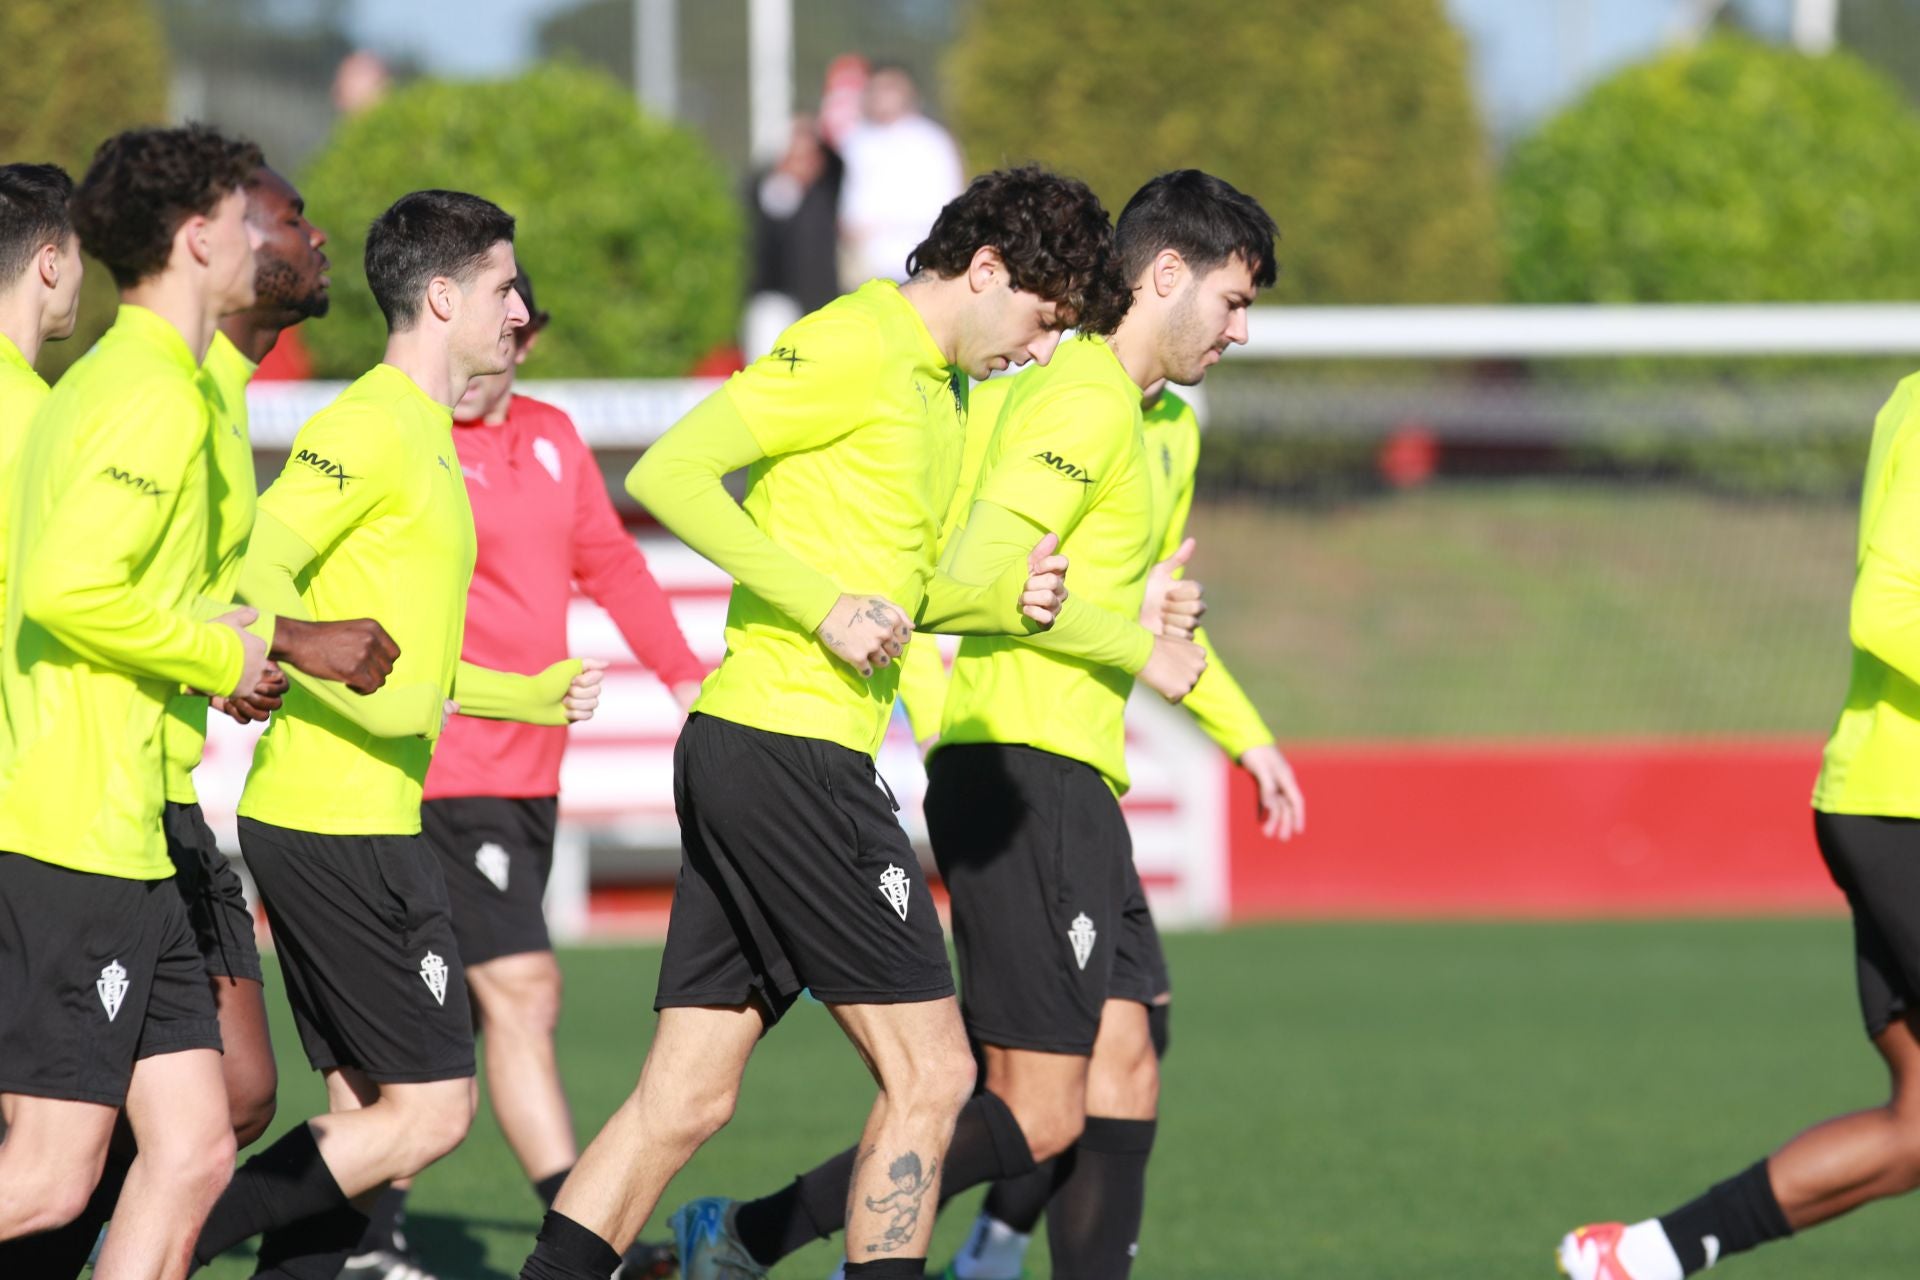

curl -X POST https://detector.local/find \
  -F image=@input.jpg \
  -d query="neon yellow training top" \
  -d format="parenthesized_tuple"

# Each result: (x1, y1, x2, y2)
(1142, 390, 1275, 761)
(0, 330, 50, 639)
(0, 305, 254, 878)
(939, 335, 1157, 792)
(237, 363, 476, 835)
(629, 281, 973, 757)
(1815, 372, 1920, 816)
(162, 330, 259, 805)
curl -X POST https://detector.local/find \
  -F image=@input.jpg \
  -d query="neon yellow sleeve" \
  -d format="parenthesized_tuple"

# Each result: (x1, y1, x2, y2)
(18, 386, 244, 694)
(1852, 424, 1920, 682)
(1181, 626, 1276, 759)
(896, 638, 948, 741)
(451, 658, 583, 725)
(237, 510, 442, 738)
(916, 500, 1043, 636)
(626, 389, 842, 632)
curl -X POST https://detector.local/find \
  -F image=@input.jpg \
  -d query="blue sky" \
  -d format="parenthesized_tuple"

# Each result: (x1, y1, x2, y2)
(343, 0, 1801, 136)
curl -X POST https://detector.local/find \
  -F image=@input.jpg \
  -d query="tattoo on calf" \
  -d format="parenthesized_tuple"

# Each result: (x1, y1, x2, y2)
(862, 1151, 938, 1254)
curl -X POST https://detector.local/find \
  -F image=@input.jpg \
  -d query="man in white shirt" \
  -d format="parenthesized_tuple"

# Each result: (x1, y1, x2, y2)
(838, 65, 965, 286)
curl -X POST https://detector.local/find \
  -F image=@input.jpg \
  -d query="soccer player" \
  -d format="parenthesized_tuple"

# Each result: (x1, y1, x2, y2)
(1555, 377, 1920, 1273)
(0, 161, 407, 1280)
(672, 169, 1278, 1280)
(516, 166, 1174, 1280)
(0, 162, 84, 629)
(0, 124, 275, 1277)
(342, 268, 706, 1278)
(898, 377, 1304, 1280)
(186, 190, 604, 1278)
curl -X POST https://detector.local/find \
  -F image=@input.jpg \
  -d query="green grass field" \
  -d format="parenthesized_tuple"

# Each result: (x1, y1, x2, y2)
(201, 919, 1920, 1279)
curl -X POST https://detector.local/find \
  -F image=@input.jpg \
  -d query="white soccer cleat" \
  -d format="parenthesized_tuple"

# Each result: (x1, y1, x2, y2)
(1556, 1223, 1637, 1280)
(669, 1197, 769, 1279)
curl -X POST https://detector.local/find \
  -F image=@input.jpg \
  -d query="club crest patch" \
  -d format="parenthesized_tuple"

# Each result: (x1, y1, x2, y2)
(475, 841, 510, 892)
(878, 865, 911, 921)
(420, 950, 449, 1006)
(97, 959, 129, 1021)
(1068, 913, 1098, 971)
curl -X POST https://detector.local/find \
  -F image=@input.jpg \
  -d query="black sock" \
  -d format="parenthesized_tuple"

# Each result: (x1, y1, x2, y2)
(980, 1156, 1064, 1235)
(192, 1123, 349, 1265)
(252, 1202, 373, 1279)
(351, 1183, 410, 1254)
(1658, 1159, 1794, 1274)
(519, 1209, 621, 1280)
(535, 1167, 573, 1208)
(0, 1139, 134, 1278)
(844, 1260, 927, 1278)
(1045, 1116, 1156, 1280)
(731, 1090, 1035, 1268)
(733, 1146, 859, 1266)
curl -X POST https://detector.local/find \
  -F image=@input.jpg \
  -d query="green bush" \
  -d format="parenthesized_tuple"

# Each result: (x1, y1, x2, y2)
(300, 63, 742, 377)
(1504, 34, 1920, 303)
(0, 0, 169, 378)
(944, 0, 1501, 304)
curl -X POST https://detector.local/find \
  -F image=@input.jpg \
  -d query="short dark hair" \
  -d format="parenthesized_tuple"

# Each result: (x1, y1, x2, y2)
(0, 163, 75, 283)
(365, 189, 516, 331)
(1116, 170, 1279, 291)
(69, 125, 263, 287)
(907, 166, 1130, 335)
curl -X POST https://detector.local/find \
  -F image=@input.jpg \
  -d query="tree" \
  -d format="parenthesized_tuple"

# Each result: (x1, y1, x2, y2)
(1503, 33, 1920, 303)
(944, 0, 1502, 304)
(299, 62, 742, 377)
(0, 0, 170, 377)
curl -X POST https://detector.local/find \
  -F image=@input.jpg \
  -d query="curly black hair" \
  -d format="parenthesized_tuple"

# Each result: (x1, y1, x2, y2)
(365, 189, 517, 332)
(906, 165, 1131, 335)
(0, 163, 75, 284)
(1116, 170, 1279, 291)
(69, 124, 263, 288)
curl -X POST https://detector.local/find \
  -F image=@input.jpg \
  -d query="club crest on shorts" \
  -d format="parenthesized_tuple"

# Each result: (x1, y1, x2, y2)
(97, 959, 129, 1021)
(1068, 913, 1097, 971)
(475, 841, 510, 892)
(878, 864, 911, 921)
(420, 950, 450, 1006)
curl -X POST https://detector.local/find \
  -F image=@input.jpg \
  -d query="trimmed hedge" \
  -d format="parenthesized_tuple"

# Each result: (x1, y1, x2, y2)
(944, 0, 1502, 304)
(0, 0, 169, 378)
(1504, 34, 1920, 303)
(299, 63, 742, 377)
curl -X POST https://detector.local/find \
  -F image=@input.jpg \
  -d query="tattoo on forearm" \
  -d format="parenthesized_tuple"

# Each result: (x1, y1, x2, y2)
(862, 1151, 938, 1254)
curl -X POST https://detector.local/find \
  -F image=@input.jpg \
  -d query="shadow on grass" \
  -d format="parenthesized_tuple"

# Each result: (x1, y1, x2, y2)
(407, 1210, 536, 1279)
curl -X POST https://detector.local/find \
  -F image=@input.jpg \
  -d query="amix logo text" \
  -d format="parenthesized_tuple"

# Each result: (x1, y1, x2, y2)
(295, 448, 354, 491)
(1032, 450, 1093, 485)
(100, 465, 166, 500)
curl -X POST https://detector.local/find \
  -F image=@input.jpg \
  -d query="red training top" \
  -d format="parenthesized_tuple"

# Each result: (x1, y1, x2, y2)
(424, 394, 704, 800)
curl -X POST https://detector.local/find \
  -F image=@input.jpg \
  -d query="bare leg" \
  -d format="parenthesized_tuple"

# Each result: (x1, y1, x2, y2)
(1768, 1010, 1920, 1228)
(1084, 1000, 1159, 1120)
(469, 951, 576, 1181)
(549, 1004, 764, 1252)
(94, 1048, 236, 1280)
(212, 976, 278, 1148)
(307, 1069, 477, 1195)
(981, 1045, 1090, 1165)
(832, 997, 977, 1261)
(0, 1094, 116, 1239)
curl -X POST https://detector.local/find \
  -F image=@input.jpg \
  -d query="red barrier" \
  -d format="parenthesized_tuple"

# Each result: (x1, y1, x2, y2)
(1227, 739, 1845, 919)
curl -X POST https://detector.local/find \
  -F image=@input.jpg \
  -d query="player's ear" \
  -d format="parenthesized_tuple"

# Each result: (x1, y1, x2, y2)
(180, 212, 215, 270)
(515, 330, 540, 366)
(1152, 248, 1186, 300)
(968, 245, 1004, 295)
(426, 275, 458, 324)
(37, 242, 60, 289)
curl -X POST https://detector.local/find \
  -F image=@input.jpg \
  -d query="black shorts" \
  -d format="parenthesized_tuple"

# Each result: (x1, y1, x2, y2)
(165, 801, 264, 983)
(423, 795, 559, 966)
(926, 743, 1164, 1056)
(656, 713, 954, 1021)
(239, 818, 474, 1083)
(0, 852, 221, 1106)
(1816, 809, 1920, 1039)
